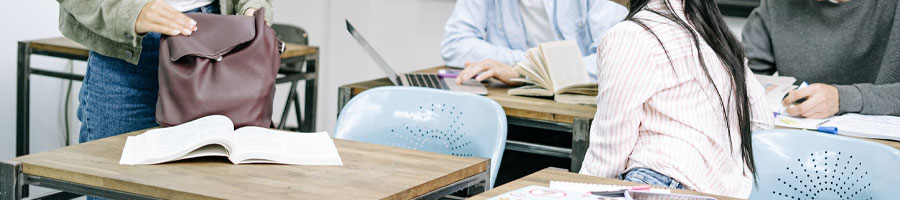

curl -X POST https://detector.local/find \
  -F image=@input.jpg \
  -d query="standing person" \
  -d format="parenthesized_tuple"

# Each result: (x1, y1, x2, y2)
(441, 0, 628, 85)
(743, 0, 900, 118)
(579, 0, 773, 198)
(57, 0, 273, 143)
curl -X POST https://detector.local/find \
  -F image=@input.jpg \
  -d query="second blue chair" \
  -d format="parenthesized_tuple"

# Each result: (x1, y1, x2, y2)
(334, 86, 507, 188)
(750, 129, 900, 199)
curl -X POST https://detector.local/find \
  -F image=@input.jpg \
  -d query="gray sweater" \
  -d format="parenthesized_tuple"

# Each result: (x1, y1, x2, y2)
(743, 0, 900, 116)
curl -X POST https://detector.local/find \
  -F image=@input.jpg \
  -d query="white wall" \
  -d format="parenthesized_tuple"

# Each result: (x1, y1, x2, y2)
(0, 0, 749, 162)
(273, 0, 458, 136)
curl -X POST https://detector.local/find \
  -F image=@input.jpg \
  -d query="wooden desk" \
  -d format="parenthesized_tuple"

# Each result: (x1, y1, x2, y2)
(15, 37, 319, 157)
(1, 129, 489, 199)
(338, 66, 597, 172)
(470, 168, 741, 200)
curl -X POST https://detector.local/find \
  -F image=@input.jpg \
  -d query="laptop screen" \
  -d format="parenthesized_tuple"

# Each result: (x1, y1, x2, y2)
(345, 20, 402, 86)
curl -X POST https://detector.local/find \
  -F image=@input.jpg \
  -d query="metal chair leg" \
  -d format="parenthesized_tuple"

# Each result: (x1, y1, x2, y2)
(292, 89, 302, 130)
(278, 82, 298, 129)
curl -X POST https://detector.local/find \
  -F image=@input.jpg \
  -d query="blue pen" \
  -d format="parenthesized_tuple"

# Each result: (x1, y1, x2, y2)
(816, 126, 838, 134)
(815, 119, 838, 134)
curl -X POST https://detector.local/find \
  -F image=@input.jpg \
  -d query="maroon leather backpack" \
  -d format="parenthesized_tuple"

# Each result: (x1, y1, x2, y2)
(157, 8, 282, 128)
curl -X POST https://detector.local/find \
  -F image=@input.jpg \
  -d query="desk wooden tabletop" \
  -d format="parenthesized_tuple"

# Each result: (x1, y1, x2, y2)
(12, 129, 487, 199)
(341, 66, 597, 124)
(469, 168, 742, 200)
(25, 37, 317, 59)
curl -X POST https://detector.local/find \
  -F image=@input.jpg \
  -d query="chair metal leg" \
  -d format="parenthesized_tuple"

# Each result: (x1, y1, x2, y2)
(570, 118, 591, 172)
(292, 89, 302, 130)
(1, 160, 23, 200)
(301, 54, 318, 132)
(278, 82, 298, 130)
(16, 42, 31, 157)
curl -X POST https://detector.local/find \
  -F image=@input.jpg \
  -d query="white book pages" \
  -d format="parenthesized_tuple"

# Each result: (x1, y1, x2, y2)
(822, 114, 900, 141)
(539, 41, 591, 93)
(231, 128, 343, 165)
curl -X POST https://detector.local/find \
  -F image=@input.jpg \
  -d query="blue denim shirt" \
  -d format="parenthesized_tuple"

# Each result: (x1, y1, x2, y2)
(441, 0, 627, 80)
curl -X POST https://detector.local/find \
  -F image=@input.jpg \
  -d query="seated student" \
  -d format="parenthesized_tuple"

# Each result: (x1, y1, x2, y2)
(578, 0, 774, 198)
(441, 0, 628, 85)
(743, 0, 900, 118)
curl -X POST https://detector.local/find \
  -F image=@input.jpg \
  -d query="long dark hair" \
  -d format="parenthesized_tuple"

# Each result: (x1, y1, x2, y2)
(626, 0, 756, 178)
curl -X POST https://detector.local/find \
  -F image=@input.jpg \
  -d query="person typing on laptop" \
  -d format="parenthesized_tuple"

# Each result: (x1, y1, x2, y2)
(441, 0, 628, 85)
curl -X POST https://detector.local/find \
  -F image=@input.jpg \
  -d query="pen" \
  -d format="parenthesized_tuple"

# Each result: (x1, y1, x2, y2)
(816, 119, 838, 134)
(590, 185, 651, 197)
(438, 69, 485, 79)
(783, 81, 810, 105)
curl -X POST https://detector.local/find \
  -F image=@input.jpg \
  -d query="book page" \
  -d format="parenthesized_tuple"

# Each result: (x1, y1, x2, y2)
(554, 94, 597, 106)
(485, 185, 596, 200)
(508, 85, 554, 97)
(756, 74, 797, 113)
(539, 41, 591, 93)
(513, 62, 551, 89)
(525, 48, 550, 85)
(549, 181, 670, 194)
(774, 114, 830, 130)
(120, 115, 236, 165)
(557, 82, 598, 96)
(822, 114, 900, 141)
(231, 127, 343, 165)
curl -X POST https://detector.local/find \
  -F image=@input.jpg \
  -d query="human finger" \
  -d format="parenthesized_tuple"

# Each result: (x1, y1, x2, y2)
(474, 68, 498, 82)
(456, 64, 487, 85)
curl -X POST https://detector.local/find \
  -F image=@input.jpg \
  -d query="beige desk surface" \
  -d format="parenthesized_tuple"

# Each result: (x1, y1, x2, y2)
(25, 37, 317, 59)
(11, 129, 487, 199)
(340, 66, 597, 124)
(470, 168, 742, 200)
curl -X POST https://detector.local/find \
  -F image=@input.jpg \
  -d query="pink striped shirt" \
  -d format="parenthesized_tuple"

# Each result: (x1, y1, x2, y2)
(578, 0, 774, 198)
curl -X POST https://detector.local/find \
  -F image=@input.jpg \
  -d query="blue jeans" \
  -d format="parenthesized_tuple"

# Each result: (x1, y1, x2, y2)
(78, 3, 220, 143)
(620, 168, 686, 189)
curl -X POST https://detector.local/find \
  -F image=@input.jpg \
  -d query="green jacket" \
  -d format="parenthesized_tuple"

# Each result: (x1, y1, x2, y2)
(58, 0, 273, 65)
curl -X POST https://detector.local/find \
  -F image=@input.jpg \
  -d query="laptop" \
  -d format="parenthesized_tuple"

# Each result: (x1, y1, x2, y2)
(346, 20, 488, 95)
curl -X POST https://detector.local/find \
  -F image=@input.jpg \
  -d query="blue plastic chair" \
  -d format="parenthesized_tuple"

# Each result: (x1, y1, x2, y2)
(334, 86, 507, 188)
(750, 129, 900, 200)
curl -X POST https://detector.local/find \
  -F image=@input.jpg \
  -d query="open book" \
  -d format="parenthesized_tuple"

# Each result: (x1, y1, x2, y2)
(508, 40, 597, 105)
(120, 115, 343, 165)
(758, 74, 900, 141)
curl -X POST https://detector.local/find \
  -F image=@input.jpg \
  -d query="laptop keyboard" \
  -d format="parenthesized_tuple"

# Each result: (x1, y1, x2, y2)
(406, 74, 449, 90)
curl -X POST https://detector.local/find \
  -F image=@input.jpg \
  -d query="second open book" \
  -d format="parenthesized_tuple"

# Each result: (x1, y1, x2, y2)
(508, 40, 598, 105)
(119, 115, 343, 165)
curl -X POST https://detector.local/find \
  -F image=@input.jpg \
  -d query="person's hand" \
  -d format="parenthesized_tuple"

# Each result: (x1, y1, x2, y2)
(243, 8, 271, 26)
(783, 83, 840, 119)
(456, 59, 520, 86)
(134, 0, 197, 36)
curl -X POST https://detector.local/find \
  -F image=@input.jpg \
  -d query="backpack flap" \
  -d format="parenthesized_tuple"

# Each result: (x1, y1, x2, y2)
(165, 12, 256, 62)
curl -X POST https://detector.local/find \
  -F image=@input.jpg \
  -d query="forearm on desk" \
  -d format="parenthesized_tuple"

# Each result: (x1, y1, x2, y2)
(836, 82, 900, 116)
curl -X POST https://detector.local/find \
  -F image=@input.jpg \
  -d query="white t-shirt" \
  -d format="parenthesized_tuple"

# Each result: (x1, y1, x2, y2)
(166, 0, 215, 12)
(517, 0, 556, 47)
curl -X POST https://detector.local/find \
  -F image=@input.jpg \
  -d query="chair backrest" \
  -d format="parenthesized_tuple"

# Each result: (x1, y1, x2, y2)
(750, 129, 900, 200)
(271, 23, 308, 45)
(334, 86, 507, 188)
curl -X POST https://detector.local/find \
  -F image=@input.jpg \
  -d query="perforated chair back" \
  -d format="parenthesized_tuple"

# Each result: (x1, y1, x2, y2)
(334, 86, 507, 188)
(750, 129, 900, 200)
